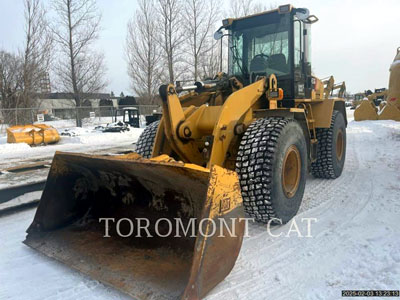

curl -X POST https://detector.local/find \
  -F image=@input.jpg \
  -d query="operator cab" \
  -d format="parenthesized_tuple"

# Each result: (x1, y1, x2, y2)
(123, 107, 140, 128)
(113, 107, 140, 128)
(216, 4, 318, 107)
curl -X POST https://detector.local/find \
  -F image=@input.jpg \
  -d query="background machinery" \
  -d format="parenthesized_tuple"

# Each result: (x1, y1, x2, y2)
(99, 107, 141, 132)
(353, 89, 387, 121)
(145, 110, 163, 126)
(354, 47, 400, 121)
(113, 106, 140, 128)
(380, 47, 400, 121)
(25, 5, 347, 300)
(351, 92, 367, 110)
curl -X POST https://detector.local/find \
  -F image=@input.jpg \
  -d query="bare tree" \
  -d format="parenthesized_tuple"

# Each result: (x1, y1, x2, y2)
(0, 0, 52, 125)
(126, 0, 161, 105)
(21, 0, 53, 109)
(199, 41, 221, 79)
(182, 0, 220, 81)
(156, 0, 185, 83)
(252, 2, 276, 13)
(0, 51, 23, 108)
(51, 0, 107, 127)
(0, 51, 24, 125)
(228, 0, 256, 18)
(228, 0, 273, 18)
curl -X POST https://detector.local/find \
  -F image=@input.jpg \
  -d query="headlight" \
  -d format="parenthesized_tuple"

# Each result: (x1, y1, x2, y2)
(222, 19, 230, 26)
(278, 4, 291, 14)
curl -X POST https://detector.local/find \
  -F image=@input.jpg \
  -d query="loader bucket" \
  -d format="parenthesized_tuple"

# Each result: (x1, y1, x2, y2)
(24, 152, 245, 300)
(354, 101, 378, 121)
(378, 104, 400, 121)
(7, 124, 60, 145)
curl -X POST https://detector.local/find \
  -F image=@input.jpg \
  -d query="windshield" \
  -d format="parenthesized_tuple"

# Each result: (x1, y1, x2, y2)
(229, 14, 291, 79)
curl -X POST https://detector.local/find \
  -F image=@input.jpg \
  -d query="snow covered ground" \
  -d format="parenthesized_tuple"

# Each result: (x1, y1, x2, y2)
(0, 109, 399, 300)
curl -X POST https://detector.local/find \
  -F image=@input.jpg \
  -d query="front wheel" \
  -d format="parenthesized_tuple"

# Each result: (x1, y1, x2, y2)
(135, 120, 160, 158)
(236, 117, 307, 224)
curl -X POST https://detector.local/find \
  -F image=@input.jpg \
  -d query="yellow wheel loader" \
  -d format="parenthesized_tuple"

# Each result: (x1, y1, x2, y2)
(379, 47, 400, 121)
(25, 5, 347, 300)
(354, 47, 400, 121)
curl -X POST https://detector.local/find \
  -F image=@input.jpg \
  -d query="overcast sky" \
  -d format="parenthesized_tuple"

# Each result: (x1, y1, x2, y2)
(0, 0, 399, 95)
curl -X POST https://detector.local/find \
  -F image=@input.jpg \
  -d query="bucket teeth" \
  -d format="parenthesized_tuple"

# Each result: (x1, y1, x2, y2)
(354, 101, 378, 121)
(378, 104, 400, 121)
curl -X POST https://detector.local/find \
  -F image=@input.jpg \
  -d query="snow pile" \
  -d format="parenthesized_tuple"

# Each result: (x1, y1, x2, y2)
(0, 142, 31, 154)
(59, 127, 91, 137)
(67, 129, 141, 145)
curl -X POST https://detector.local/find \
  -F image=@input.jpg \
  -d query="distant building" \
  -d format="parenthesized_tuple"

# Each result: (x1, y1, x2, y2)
(37, 93, 139, 118)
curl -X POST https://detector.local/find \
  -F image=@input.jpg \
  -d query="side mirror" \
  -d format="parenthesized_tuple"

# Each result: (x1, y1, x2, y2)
(214, 29, 223, 40)
(295, 8, 309, 20)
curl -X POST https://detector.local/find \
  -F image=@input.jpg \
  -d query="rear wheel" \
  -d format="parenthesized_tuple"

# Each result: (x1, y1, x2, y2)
(311, 111, 346, 179)
(135, 120, 160, 158)
(236, 117, 307, 224)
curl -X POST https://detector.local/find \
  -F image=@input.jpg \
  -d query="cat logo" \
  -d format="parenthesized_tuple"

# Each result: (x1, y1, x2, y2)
(219, 197, 230, 213)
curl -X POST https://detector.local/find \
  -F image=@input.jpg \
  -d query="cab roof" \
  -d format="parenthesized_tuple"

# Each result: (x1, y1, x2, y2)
(222, 4, 294, 28)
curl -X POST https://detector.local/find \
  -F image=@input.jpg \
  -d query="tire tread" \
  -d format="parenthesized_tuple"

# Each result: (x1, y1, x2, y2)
(236, 117, 293, 223)
(135, 121, 160, 158)
(311, 111, 340, 179)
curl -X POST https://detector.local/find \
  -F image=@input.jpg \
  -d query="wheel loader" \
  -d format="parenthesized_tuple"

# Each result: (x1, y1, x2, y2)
(354, 47, 400, 121)
(24, 5, 347, 300)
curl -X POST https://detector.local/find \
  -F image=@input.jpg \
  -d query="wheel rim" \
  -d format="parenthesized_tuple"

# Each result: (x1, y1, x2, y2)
(282, 145, 301, 198)
(336, 129, 344, 161)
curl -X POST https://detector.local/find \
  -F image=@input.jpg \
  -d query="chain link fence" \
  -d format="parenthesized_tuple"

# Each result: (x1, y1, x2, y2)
(0, 105, 160, 134)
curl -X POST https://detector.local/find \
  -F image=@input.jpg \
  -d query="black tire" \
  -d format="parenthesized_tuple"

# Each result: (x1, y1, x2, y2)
(311, 111, 346, 179)
(135, 120, 160, 158)
(236, 117, 307, 224)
